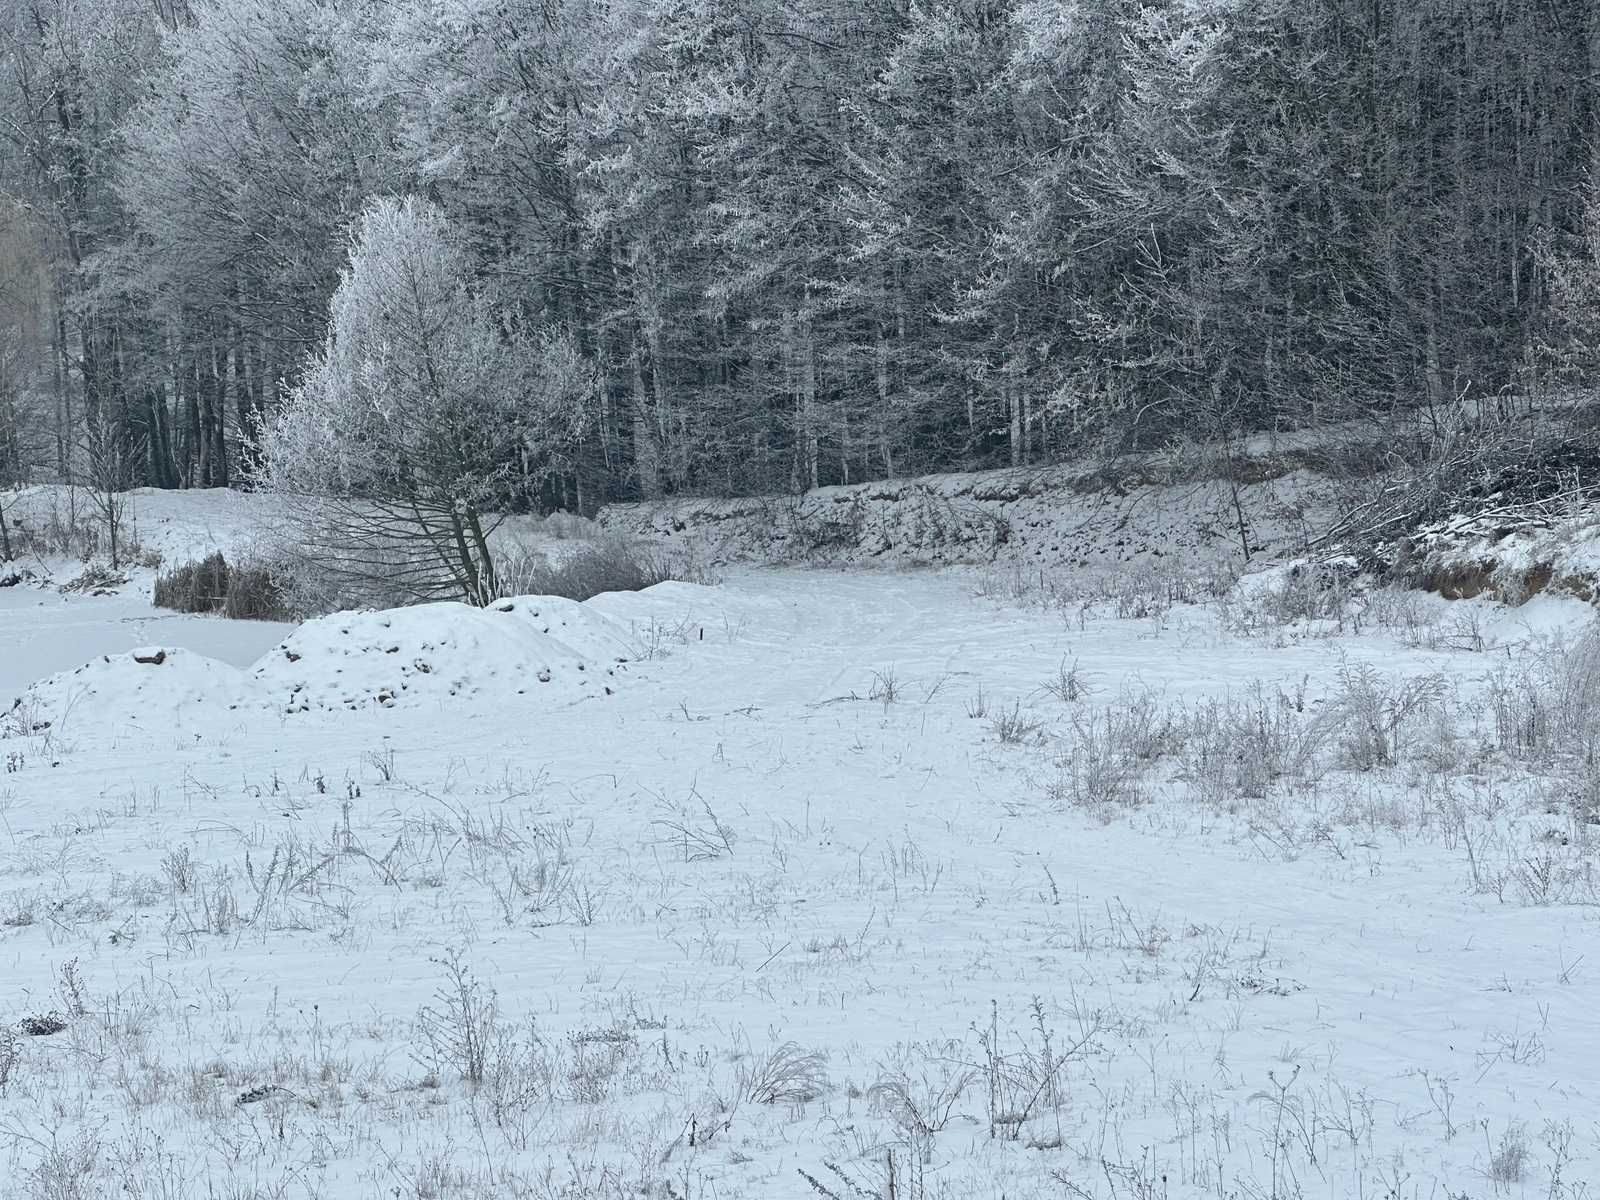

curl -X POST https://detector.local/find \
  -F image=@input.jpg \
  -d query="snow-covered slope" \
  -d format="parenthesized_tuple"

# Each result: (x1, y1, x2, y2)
(1389, 502, 1600, 603)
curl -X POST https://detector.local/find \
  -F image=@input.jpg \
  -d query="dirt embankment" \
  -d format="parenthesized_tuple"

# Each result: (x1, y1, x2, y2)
(599, 457, 1342, 574)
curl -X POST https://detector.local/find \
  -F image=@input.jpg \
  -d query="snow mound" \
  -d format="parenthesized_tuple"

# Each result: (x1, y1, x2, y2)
(487, 595, 633, 662)
(584, 581, 723, 627)
(248, 601, 625, 714)
(6, 647, 244, 737)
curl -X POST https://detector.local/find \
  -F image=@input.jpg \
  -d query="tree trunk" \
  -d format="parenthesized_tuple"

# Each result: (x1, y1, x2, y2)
(184, 355, 202, 487)
(210, 338, 229, 487)
(800, 316, 819, 491)
(876, 320, 894, 478)
(52, 287, 70, 479)
(145, 383, 174, 488)
(1008, 384, 1023, 468)
(631, 343, 663, 500)
(464, 508, 496, 605)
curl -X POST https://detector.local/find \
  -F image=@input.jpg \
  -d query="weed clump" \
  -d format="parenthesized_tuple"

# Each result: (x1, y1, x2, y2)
(154, 552, 289, 620)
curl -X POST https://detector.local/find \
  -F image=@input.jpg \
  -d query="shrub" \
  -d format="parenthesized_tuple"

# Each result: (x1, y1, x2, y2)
(1052, 704, 1151, 810)
(0, 1026, 16, 1091)
(867, 1040, 976, 1138)
(1331, 662, 1447, 770)
(4, 497, 102, 562)
(1182, 682, 1337, 806)
(990, 701, 1044, 745)
(58, 563, 127, 594)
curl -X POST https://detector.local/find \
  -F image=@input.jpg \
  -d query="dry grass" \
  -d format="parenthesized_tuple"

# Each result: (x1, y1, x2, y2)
(153, 552, 291, 621)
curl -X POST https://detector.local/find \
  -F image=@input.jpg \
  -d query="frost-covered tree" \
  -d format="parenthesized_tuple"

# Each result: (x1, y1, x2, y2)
(516, 325, 603, 510)
(114, 0, 396, 486)
(0, 204, 52, 560)
(259, 196, 528, 607)
(0, 0, 162, 486)
(6, 0, 1595, 516)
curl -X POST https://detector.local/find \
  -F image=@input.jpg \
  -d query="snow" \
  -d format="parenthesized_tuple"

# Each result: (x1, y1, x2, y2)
(7, 646, 244, 741)
(248, 597, 628, 714)
(0, 585, 285, 699)
(484, 593, 635, 663)
(2, 491, 1600, 1200)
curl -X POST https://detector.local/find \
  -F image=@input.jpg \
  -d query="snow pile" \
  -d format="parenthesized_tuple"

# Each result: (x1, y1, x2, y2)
(5, 646, 244, 737)
(248, 600, 627, 714)
(585, 580, 722, 623)
(485, 594, 634, 662)
(584, 581, 734, 645)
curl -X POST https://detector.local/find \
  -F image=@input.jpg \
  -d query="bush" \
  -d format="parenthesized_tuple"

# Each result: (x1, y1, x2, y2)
(5, 499, 103, 562)
(1182, 682, 1336, 805)
(58, 563, 128, 594)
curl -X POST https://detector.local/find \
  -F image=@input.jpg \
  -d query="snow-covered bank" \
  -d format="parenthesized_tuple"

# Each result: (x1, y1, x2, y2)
(598, 459, 1340, 573)
(1389, 502, 1600, 604)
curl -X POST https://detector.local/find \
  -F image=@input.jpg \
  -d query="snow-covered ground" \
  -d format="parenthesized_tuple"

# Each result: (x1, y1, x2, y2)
(2, 497, 1599, 1200)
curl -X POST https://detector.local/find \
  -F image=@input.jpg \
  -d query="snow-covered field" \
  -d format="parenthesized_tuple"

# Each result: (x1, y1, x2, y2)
(3, 498, 1599, 1199)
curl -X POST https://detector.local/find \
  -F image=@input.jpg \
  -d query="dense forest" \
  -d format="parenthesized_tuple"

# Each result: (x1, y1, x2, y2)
(3, 0, 1599, 514)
